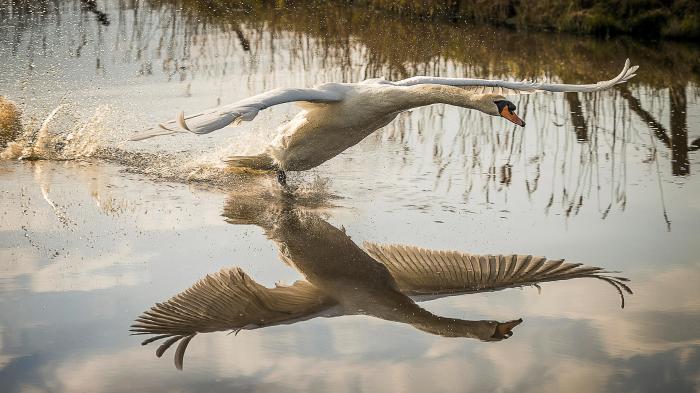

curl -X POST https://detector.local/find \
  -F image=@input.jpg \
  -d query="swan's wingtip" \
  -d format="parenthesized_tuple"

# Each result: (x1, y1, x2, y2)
(612, 60, 638, 85)
(177, 111, 191, 132)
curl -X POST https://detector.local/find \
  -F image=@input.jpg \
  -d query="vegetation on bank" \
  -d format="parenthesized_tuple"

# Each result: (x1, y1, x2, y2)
(356, 0, 700, 40)
(175, 0, 699, 40)
(148, 0, 700, 87)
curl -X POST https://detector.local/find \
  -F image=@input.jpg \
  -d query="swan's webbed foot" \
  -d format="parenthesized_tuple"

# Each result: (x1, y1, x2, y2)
(276, 170, 296, 196)
(276, 170, 287, 187)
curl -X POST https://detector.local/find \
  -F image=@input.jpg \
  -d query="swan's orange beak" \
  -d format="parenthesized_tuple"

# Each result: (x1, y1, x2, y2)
(500, 106, 525, 127)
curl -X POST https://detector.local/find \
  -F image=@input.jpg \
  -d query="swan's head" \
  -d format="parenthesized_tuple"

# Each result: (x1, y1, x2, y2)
(478, 94, 525, 127)
(414, 318, 523, 341)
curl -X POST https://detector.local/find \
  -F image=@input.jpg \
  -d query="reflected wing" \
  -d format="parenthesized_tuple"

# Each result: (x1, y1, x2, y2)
(130, 86, 344, 141)
(364, 243, 632, 306)
(131, 267, 335, 369)
(392, 59, 638, 95)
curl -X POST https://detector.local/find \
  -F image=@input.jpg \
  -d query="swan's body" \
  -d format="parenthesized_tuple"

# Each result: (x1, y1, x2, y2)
(131, 195, 631, 369)
(131, 59, 638, 182)
(267, 83, 404, 171)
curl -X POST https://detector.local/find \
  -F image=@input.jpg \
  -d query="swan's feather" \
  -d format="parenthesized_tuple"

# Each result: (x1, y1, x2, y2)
(131, 267, 334, 366)
(174, 334, 195, 370)
(392, 59, 638, 95)
(130, 87, 344, 141)
(363, 243, 632, 307)
(130, 60, 637, 142)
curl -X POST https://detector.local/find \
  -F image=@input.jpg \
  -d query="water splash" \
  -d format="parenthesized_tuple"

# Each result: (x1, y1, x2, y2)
(1, 105, 108, 161)
(223, 175, 339, 227)
(0, 102, 337, 202)
(0, 96, 22, 147)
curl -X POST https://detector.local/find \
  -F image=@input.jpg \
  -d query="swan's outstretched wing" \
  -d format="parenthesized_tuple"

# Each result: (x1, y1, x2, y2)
(392, 59, 638, 95)
(131, 267, 335, 369)
(130, 86, 344, 141)
(364, 243, 632, 307)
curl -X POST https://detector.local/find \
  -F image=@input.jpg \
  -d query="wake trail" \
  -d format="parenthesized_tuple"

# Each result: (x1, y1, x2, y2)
(0, 103, 337, 202)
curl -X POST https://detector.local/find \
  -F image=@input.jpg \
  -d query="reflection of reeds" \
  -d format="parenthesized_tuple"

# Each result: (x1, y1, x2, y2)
(146, 2, 700, 83)
(4, 1, 700, 85)
(379, 86, 695, 225)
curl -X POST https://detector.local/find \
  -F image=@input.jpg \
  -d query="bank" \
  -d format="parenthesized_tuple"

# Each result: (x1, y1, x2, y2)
(354, 0, 700, 40)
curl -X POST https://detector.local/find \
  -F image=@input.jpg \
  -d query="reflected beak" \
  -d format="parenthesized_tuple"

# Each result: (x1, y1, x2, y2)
(491, 318, 523, 340)
(500, 107, 526, 127)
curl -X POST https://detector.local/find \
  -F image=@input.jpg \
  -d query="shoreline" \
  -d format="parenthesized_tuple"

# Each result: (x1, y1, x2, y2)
(354, 0, 700, 41)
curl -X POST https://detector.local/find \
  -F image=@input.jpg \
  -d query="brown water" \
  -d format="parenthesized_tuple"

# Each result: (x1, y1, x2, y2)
(1, 1, 699, 392)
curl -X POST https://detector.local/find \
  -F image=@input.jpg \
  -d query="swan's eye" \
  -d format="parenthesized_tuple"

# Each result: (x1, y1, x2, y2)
(494, 100, 516, 113)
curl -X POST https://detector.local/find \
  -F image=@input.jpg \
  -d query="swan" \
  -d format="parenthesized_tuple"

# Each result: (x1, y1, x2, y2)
(131, 196, 631, 369)
(131, 59, 638, 186)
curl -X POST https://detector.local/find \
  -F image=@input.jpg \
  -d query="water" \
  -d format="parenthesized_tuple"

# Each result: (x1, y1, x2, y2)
(1, 1, 699, 392)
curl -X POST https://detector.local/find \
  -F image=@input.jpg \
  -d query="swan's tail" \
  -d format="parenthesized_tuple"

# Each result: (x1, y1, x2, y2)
(223, 153, 276, 171)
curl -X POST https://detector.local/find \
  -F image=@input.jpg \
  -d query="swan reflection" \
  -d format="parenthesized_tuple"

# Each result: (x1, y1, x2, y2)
(132, 196, 631, 369)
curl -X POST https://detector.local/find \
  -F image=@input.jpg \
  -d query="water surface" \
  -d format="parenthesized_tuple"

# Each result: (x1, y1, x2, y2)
(1, 1, 699, 392)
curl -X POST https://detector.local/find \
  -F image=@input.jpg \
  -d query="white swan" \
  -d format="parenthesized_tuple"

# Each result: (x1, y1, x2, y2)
(131, 59, 638, 185)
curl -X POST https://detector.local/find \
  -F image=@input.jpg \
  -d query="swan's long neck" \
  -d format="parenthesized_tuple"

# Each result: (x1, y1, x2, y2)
(409, 312, 498, 340)
(393, 85, 487, 112)
(362, 288, 497, 340)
